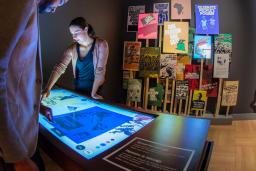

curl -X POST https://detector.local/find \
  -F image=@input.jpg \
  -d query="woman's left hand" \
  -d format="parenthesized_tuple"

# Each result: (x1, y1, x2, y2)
(91, 93, 103, 100)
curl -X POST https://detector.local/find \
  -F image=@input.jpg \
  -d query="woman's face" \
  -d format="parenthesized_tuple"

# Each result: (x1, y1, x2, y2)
(69, 25, 88, 44)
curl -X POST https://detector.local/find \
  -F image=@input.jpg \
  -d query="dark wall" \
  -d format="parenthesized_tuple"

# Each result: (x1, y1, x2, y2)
(123, 0, 256, 113)
(39, 0, 125, 102)
(40, 0, 256, 113)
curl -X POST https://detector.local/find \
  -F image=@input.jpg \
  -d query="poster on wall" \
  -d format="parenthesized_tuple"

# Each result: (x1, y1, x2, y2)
(148, 84, 164, 107)
(193, 35, 212, 59)
(160, 54, 177, 79)
(191, 90, 207, 110)
(171, 0, 191, 19)
(138, 13, 159, 39)
(127, 79, 142, 102)
(185, 64, 200, 90)
(139, 47, 160, 77)
(213, 53, 229, 78)
(195, 4, 219, 34)
(163, 22, 189, 54)
(127, 5, 145, 32)
(153, 3, 169, 25)
(214, 34, 232, 62)
(176, 80, 189, 100)
(123, 41, 141, 71)
(221, 81, 239, 106)
(202, 64, 218, 97)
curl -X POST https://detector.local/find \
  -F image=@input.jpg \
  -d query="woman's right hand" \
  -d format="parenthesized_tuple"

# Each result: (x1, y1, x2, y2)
(41, 89, 51, 99)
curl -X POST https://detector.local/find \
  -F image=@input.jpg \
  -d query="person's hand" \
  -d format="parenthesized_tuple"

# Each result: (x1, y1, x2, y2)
(41, 89, 50, 99)
(40, 103, 53, 121)
(91, 93, 103, 100)
(14, 158, 38, 171)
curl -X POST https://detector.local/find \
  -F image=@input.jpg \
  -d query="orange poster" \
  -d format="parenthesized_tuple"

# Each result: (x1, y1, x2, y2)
(163, 22, 189, 54)
(123, 41, 141, 71)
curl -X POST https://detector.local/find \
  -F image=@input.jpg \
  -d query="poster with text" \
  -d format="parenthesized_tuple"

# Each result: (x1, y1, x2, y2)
(148, 84, 164, 107)
(185, 64, 200, 90)
(195, 4, 219, 34)
(193, 35, 212, 59)
(123, 41, 141, 71)
(221, 81, 239, 106)
(153, 3, 169, 25)
(160, 54, 177, 79)
(202, 64, 218, 97)
(163, 22, 189, 53)
(139, 47, 160, 77)
(171, 0, 191, 19)
(176, 80, 189, 100)
(192, 90, 207, 110)
(138, 13, 158, 39)
(127, 5, 145, 32)
(213, 53, 229, 78)
(214, 34, 232, 62)
(127, 79, 142, 102)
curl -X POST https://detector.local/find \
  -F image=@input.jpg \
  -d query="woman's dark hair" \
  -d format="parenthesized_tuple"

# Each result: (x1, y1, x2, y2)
(69, 17, 95, 37)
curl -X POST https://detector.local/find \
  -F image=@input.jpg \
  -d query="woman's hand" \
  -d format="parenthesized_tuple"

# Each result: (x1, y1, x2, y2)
(41, 89, 51, 99)
(91, 93, 103, 100)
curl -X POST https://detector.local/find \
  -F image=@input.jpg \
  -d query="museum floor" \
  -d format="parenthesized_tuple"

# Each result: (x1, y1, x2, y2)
(41, 119, 256, 171)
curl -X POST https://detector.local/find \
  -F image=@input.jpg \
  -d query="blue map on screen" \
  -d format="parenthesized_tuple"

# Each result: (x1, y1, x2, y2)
(52, 107, 133, 143)
(39, 89, 155, 159)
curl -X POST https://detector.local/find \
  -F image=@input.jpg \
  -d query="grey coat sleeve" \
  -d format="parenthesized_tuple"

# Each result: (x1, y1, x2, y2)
(0, 0, 35, 162)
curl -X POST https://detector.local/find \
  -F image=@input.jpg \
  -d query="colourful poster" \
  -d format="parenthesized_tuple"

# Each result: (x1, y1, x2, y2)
(127, 6, 145, 32)
(193, 35, 212, 59)
(163, 22, 189, 54)
(192, 90, 207, 110)
(214, 34, 232, 62)
(148, 84, 164, 107)
(139, 47, 160, 78)
(221, 81, 239, 106)
(184, 64, 200, 90)
(176, 80, 189, 100)
(123, 41, 141, 71)
(127, 79, 142, 102)
(160, 54, 177, 79)
(171, 0, 191, 19)
(195, 4, 219, 34)
(202, 64, 218, 97)
(213, 53, 229, 78)
(138, 13, 158, 39)
(153, 3, 169, 25)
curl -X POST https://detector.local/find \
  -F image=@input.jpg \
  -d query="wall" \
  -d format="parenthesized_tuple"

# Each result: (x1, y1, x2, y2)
(39, 0, 125, 102)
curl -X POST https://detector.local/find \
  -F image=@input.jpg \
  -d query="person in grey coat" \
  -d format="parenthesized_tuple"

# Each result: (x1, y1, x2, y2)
(0, 0, 68, 170)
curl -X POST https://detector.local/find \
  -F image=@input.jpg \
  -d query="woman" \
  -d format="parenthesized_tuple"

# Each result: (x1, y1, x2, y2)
(42, 17, 109, 99)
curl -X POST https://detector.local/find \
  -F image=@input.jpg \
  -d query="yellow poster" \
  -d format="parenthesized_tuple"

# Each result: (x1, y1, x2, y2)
(163, 22, 189, 54)
(192, 90, 207, 110)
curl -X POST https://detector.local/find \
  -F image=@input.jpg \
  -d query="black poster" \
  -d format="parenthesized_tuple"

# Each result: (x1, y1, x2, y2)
(104, 137, 195, 171)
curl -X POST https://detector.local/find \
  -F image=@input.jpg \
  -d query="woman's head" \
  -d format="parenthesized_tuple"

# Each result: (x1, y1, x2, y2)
(69, 17, 95, 43)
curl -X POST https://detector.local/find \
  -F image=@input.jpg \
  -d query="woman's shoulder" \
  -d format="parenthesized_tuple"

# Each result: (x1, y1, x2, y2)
(95, 37, 108, 45)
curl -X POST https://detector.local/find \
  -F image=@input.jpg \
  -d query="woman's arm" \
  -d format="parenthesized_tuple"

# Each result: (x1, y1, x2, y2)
(91, 39, 109, 99)
(42, 48, 73, 98)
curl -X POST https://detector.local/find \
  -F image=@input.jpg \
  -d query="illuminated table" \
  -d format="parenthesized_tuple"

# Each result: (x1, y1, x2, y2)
(39, 88, 212, 171)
